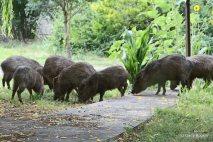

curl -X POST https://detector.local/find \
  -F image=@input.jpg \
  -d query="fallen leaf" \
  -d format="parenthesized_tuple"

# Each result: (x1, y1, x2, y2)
(60, 137, 67, 139)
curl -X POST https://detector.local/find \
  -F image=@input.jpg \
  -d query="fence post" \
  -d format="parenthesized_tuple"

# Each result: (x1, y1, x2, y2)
(185, 0, 191, 57)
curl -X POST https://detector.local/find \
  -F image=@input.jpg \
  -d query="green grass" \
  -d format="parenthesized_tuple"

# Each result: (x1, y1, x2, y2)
(121, 81, 213, 142)
(0, 79, 125, 117)
(0, 41, 55, 64)
(0, 41, 118, 69)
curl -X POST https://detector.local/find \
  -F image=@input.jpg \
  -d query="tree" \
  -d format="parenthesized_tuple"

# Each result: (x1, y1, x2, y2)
(13, 0, 29, 42)
(54, 0, 92, 58)
(1, 0, 91, 58)
(1, 0, 46, 41)
(1, 0, 13, 37)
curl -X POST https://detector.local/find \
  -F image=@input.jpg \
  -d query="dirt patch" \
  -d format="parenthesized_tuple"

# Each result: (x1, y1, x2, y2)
(0, 101, 4, 117)
(0, 100, 54, 121)
(0, 92, 178, 141)
(40, 114, 99, 128)
(0, 131, 35, 142)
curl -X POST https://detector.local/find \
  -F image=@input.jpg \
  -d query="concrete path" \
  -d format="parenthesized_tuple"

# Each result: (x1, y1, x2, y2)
(0, 91, 177, 142)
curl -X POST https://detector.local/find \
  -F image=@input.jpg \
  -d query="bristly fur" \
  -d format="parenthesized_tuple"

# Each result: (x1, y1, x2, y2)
(1, 56, 43, 89)
(170, 55, 213, 90)
(78, 66, 129, 102)
(43, 56, 74, 90)
(12, 66, 44, 104)
(132, 54, 193, 95)
(53, 62, 96, 101)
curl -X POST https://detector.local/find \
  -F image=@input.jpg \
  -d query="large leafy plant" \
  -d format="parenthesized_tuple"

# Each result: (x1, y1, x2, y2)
(109, 27, 157, 83)
(190, 0, 213, 55)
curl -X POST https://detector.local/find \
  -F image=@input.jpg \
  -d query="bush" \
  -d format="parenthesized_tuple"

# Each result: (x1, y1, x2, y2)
(47, 11, 64, 52)
(109, 27, 157, 83)
(46, 0, 212, 56)
(190, 0, 213, 55)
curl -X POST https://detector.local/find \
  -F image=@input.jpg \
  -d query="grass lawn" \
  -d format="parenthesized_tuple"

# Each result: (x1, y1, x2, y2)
(0, 41, 123, 119)
(0, 41, 118, 69)
(119, 81, 213, 142)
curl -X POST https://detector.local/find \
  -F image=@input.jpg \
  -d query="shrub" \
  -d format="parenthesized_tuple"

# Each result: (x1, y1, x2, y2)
(109, 27, 157, 83)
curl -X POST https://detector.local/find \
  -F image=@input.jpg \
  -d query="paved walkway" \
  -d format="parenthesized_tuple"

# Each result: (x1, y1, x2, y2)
(0, 91, 177, 142)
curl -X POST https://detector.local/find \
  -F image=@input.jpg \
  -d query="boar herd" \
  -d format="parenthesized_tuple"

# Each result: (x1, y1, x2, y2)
(1, 54, 212, 104)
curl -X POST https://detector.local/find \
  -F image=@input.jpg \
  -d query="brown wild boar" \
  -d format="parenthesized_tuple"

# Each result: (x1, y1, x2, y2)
(132, 54, 193, 95)
(78, 66, 129, 103)
(53, 62, 96, 101)
(1, 56, 43, 89)
(12, 66, 44, 104)
(43, 56, 74, 90)
(170, 55, 213, 90)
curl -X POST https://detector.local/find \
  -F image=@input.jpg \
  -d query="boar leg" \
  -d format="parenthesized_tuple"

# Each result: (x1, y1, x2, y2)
(181, 78, 192, 91)
(48, 83, 53, 90)
(60, 95, 65, 101)
(118, 87, 123, 97)
(187, 78, 193, 89)
(6, 82, 11, 89)
(27, 89, 33, 100)
(162, 82, 166, 95)
(45, 78, 53, 90)
(6, 74, 13, 90)
(121, 82, 128, 97)
(2, 74, 6, 87)
(155, 84, 161, 95)
(203, 79, 211, 89)
(11, 83, 18, 100)
(118, 84, 127, 97)
(65, 89, 73, 102)
(17, 87, 25, 104)
(99, 92, 105, 102)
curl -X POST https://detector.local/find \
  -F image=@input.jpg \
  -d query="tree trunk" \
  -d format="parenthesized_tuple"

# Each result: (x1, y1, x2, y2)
(63, 10, 72, 59)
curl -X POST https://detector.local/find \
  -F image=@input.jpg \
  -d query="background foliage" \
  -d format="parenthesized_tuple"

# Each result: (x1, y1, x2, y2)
(1, 0, 13, 37)
(109, 27, 155, 83)
(190, 0, 213, 54)
(0, 0, 212, 55)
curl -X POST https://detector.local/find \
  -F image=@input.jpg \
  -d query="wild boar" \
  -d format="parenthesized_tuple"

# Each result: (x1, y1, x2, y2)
(78, 66, 129, 103)
(170, 55, 213, 90)
(1, 56, 43, 89)
(132, 54, 193, 95)
(12, 66, 44, 104)
(43, 56, 74, 90)
(53, 62, 96, 101)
